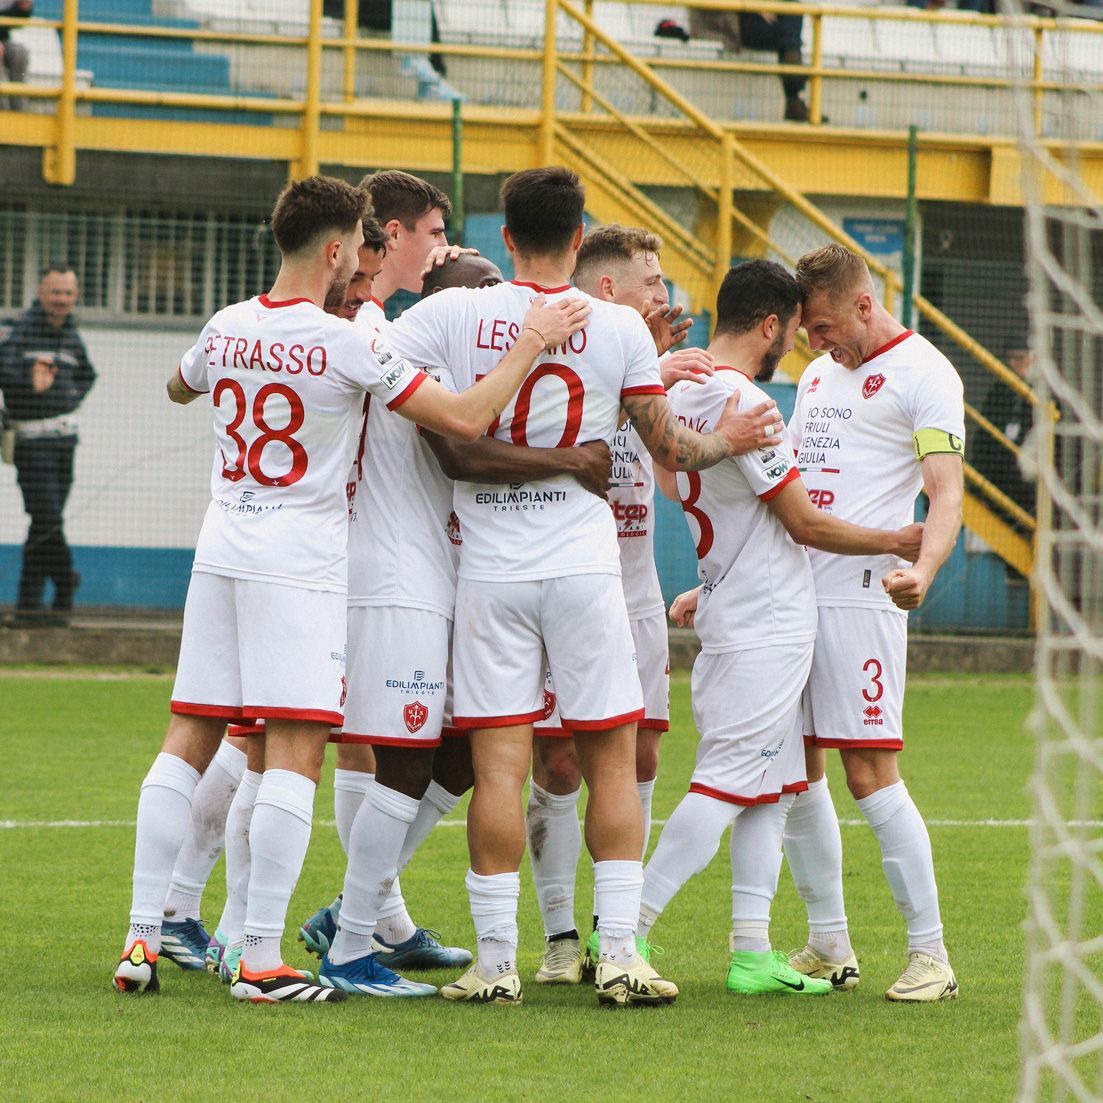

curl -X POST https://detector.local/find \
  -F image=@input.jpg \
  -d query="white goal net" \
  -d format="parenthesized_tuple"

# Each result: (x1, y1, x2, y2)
(1015, 4, 1103, 1100)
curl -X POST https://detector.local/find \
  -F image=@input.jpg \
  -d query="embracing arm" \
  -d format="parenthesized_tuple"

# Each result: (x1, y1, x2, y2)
(623, 391, 782, 472)
(768, 477, 924, 559)
(882, 453, 963, 609)
(424, 433, 611, 497)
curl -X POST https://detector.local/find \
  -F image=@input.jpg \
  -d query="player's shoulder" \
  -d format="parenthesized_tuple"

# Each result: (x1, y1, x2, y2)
(668, 365, 742, 413)
(892, 331, 963, 390)
(798, 353, 835, 389)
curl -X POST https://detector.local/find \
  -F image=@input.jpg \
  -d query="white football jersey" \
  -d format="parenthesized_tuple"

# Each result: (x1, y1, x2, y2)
(667, 368, 817, 653)
(178, 294, 425, 591)
(609, 419, 664, 619)
(387, 280, 665, 582)
(788, 330, 965, 611)
(346, 299, 459, 618)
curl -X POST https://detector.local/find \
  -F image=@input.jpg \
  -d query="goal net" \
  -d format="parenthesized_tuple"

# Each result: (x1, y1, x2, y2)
(1015, 4, 1103, 1100)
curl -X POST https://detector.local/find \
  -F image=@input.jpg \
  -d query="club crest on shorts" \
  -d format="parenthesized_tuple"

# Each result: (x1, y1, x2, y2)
(404, 700, 429, 734)
(862, 373, 886, 399)
(542, 689, 557, 720)
(340, 676, 347, 708)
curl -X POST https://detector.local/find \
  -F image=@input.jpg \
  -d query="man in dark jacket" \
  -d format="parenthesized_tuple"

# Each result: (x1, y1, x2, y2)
(0, 262, 96, 624)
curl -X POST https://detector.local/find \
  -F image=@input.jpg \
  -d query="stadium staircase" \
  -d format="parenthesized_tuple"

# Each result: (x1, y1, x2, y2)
(532, 0, 1038, 581)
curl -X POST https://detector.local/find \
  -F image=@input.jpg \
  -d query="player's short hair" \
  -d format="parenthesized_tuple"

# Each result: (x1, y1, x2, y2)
(501, 166, 585, 257)
(715, 259, 801, 336)
(40, 260, 75, 279)
(795, 244, 871, 302)
(270, 175, 368, 258)
(574, 225, 663, 286)
(362, 170, 452, 230)
(362, 215, 387, 254)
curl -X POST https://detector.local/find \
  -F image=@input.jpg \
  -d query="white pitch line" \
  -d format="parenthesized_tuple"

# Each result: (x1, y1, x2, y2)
(4, 817, 1103, 830)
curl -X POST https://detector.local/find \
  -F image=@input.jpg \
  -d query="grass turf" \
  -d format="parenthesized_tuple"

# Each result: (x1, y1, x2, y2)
(0, 670, 1043, 1101)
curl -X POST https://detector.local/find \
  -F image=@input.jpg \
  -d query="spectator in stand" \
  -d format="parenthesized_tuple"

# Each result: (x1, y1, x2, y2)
(0, 0, 32, 112)
(689, 4, 810, 122)
(0, 262, 96, 626)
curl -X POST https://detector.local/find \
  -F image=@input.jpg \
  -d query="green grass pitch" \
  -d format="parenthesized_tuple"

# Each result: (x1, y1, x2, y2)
(0, 670, 1043, 1101)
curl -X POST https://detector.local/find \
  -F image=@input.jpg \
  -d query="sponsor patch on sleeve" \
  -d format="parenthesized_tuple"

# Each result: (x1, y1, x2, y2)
(381, 360, 413, 390)
(913, 427, 964, 460)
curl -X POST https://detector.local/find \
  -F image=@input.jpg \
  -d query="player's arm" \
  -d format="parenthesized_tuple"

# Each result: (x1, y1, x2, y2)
(166, 366, 203, 405)
(623, 391, 783, 472)
(883, 450, 964, 610)
(424, 433, 612, 498)
(767, 476, 925, 560)
(394, 296, 590, 442)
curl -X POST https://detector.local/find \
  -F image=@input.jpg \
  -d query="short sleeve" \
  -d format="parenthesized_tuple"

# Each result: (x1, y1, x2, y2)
(908, 353, 966, 441)
(178, 323, 213, 394)
(620, 312, 664, 398)
(334, 324, 426, 408)
(735, 445, 799, 501)
(387, 291, 460, 381)
(666, 376, 731, 436)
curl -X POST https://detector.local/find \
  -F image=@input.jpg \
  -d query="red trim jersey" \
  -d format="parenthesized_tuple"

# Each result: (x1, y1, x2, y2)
(667, 368, 816, 653)
(346, 299, 459, 617)
(178, 294, 424, 591)
(787, 330, 965, 612)
(387, 281, 664, 582)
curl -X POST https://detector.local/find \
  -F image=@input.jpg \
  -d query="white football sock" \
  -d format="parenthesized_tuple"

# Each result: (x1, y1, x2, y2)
(164, 739, 246, 920)
(375, 877, 418, 946)
(217, 768, 261, 943)
(638, 791, 737, 939)
(128, 752, 201, 946)
(856, 780, 946, 962)
(242, 769, 316, 972)
(594, 859, 644, 965)
(526, 782, 582, 937)
(783, 777, 852, 959)
(397, 780, 460, 873)
(333, 768, 373, 856)
(467, 869, 521, 980)
(637, 778, 656, 860)
(328, 782, 419, 965)
(729, 796, 793, 953)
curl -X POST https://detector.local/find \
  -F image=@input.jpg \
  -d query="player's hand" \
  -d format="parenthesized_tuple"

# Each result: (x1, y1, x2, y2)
(569, 439, 612, 499)
(31, 357, 58, 393)
(643, 301, 692, 355)
(669, 586, 701, 629)
(419, 245, 480, 278)
(522, 294, 591, 351)
(882, 565, 932, 610)
(714, 395, 784, 456)
(893, 522, 925, 563)
(660, 347, 713, 390)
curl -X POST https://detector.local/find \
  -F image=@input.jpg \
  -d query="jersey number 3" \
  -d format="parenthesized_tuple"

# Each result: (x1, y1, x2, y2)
(214, 379, 308, 487)
(680, 471, 715, 558)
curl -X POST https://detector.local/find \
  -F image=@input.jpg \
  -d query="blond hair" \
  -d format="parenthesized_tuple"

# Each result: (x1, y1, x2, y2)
(574, 224, 663, 287)
(795, 244, 872, 302)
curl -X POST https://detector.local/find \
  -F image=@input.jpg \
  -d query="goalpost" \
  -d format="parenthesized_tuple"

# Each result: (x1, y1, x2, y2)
(1014, 4, 1103, 1100)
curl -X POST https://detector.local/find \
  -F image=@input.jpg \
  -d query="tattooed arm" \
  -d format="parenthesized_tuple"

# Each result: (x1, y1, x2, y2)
(622, 391, 784, 472)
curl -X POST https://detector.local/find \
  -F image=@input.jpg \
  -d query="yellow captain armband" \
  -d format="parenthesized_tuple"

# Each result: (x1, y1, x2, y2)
(913, 428, 965, 461)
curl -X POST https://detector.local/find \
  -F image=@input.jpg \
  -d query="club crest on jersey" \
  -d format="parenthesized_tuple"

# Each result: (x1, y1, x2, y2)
(862, 373, 886, 399)
(542, 690, 557, 720)
(404, 700, 429, 734)
(446, 511, 462, 547)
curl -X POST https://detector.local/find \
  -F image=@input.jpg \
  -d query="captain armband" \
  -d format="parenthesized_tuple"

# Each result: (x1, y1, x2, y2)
(913, 427, 964, 461)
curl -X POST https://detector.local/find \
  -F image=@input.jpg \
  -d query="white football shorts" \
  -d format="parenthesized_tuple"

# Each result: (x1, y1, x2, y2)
(339, 605, 451, 747)
(687, 640, 813, 805)
(171, 571, 347, 726)
(804, 606, 907, 751)
(452, 574, 643, 731)
(535, 611, 670, 739)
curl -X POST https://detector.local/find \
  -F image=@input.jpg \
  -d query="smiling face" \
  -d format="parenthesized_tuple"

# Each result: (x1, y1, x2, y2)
(608, 250, 669, 315)
(38, 270, 79, 328)
(801, 287, 874, 370)
(326, 244, 386, 319)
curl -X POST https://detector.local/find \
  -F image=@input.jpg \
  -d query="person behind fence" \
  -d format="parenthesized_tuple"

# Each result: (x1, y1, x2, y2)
(0, 0, 32, 112)
(0, 262, 96, 625)
(689, 3, 810, 123)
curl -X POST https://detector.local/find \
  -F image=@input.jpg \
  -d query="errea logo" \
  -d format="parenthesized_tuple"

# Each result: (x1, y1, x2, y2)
(863, 705, 884, 726)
